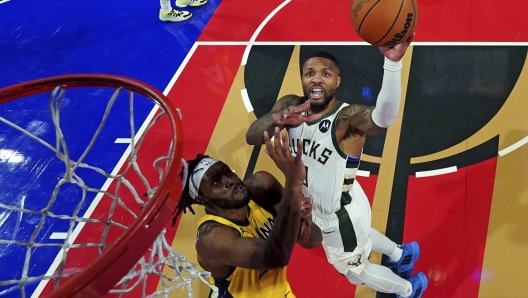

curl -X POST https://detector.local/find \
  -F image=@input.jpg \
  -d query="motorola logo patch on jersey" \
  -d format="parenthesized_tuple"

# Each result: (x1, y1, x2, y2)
(319, 120, 331, 133)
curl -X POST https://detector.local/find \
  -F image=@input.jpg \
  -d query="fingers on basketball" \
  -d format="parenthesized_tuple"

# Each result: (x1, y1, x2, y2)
(350, 0, 419, 47)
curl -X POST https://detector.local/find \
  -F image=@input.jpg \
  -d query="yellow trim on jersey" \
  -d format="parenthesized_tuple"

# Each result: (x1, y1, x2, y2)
(197, 200, 296, 298)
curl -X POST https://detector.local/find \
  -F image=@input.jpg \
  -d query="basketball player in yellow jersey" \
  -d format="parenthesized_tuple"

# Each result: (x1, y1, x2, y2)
(246, 34, 428, 298)
(172, 129, 322, 298)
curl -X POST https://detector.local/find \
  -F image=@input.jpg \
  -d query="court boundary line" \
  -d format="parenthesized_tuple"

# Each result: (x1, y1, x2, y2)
(499, 135, 528, 156)
(240, 0, 292, 65)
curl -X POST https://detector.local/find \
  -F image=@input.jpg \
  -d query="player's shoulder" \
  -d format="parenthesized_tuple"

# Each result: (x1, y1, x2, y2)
(244, 171, 275, 187)
(197, 220, 242, 245)
(336, 103, 372, 120)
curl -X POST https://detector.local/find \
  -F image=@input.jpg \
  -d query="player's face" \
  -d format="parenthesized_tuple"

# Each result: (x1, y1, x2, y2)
(301, 57, 341, 114)
(199, 162, 250, 209)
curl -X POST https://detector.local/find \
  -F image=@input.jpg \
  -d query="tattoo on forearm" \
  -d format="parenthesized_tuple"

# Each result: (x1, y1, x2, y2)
(246, 95, 301, 144)
(337, 105, 376, 137)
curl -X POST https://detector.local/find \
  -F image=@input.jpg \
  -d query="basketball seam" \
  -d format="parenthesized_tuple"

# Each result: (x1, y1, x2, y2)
(408, 0, 418, 41)
(371, 0, 405, 46)
(357, 0, 382, 34)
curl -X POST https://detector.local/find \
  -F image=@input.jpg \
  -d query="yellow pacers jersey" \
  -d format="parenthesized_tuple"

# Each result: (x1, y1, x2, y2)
(197, 200, 295, 298)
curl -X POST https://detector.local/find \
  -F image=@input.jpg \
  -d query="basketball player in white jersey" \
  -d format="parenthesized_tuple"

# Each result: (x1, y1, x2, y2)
(245, 33, 428, 298)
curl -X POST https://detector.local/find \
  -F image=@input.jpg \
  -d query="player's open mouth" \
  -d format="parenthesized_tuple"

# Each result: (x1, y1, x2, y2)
(310, 87, 324, 99)
(233, 184, 245, 195)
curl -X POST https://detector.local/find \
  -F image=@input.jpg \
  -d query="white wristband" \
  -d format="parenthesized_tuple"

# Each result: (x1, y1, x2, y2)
(383, 57, 402, 72)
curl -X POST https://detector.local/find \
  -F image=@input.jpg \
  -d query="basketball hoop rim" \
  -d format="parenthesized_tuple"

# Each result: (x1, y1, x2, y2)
(0, 74, 185, 298)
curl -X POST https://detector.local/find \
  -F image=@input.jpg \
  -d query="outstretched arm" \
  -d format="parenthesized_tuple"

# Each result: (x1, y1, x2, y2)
(197, 129, 307, 275)
(245, 171, 322, 249)
(340, 34, 414, 136)
(338, 59, 401, 136)
(371, 33, 415, 129)
(245, 95, 320, 145)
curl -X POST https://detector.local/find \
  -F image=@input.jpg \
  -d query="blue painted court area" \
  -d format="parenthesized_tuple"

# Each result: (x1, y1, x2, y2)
(0, 0, 219, 296)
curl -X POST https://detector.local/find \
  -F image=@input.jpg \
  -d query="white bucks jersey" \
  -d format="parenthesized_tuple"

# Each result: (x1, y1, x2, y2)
(287, 102, 361, 215)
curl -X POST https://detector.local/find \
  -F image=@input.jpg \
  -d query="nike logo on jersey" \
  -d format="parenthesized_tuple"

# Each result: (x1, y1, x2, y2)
(322, 230, 334, 234)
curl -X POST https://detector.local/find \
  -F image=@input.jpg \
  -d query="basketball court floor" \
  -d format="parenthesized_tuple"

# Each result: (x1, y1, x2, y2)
(1, 0, 528, 297)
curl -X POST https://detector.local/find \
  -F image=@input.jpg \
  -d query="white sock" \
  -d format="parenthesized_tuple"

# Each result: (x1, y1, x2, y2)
(399, 281, 413, 298)
(389, 244, 403, 261)
(160, 0, 172, 13)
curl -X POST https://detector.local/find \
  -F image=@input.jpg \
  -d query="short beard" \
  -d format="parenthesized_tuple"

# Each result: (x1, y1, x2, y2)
(210, 193, 250, 210)
(306, 91, 335, 114)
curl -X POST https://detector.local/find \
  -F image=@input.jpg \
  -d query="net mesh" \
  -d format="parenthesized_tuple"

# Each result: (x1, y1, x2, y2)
(0, 83, 217, 297)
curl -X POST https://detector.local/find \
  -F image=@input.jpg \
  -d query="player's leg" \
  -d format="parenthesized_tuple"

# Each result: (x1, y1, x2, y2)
(370, 228, 420, 280)
(345, 262, 428, 298)
(159, 0, 192, 22)
(176, 0, 207, 8)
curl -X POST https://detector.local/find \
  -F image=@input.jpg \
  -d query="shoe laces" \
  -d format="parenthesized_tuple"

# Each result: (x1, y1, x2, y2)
(168, 9, 184, 17)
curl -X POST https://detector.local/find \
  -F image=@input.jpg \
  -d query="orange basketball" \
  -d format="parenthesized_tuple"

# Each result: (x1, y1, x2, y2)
(350, 0, 419, 47)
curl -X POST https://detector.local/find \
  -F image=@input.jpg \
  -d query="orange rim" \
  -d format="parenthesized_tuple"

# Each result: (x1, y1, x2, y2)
(0, 74, 184, 298)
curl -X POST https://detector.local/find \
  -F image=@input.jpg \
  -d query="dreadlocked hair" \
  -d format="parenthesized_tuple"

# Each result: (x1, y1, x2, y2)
(171, 153, 210, 226)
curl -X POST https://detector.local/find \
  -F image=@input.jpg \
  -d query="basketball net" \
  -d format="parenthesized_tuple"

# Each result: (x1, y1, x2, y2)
(0, 75, 218, 298)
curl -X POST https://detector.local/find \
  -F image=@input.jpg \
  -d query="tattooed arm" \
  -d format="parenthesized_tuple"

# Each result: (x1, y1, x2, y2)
(338, 54, 405, 137)
(337, 104, 386, 137)
(245, 94, 320, 145)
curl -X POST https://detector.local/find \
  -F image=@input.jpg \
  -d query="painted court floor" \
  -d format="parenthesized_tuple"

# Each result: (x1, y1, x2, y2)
(1, 0, 528, 297)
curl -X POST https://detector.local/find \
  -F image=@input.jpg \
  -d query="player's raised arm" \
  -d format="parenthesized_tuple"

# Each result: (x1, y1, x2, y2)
(245, 95, 321, 145)
(245, 171, 322, 249)
(341, 34, 414, 136)
(197, 128, 307, 272)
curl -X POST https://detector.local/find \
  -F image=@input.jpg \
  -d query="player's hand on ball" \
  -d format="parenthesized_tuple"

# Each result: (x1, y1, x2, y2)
(379, 32, 415, 62)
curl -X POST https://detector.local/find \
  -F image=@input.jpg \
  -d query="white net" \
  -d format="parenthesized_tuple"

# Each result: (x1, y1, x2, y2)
(0, 83, 217, 298)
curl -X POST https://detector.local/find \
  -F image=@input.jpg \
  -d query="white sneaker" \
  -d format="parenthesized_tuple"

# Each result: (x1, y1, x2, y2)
(159, 9, 192, 22)
(176, 0, 207, 8)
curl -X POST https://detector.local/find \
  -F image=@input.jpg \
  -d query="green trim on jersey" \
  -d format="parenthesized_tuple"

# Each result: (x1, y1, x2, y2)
(336, 207, 358, 252)
(331, 114, 348, 159)
(304, 101, 345, 126)
(340, 191, 352, 207)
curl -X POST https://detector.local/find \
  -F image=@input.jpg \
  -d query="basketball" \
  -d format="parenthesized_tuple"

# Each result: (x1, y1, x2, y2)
(350, 0, 419, 47)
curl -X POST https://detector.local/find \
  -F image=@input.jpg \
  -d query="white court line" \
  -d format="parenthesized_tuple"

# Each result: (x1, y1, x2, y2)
(114, 138, 131, 144)
(240, 88, 253, 113)
(240, 0, 292, 65)
(498, 135, 528, 156)
(195, 41, 528, 46)
(0, 0, 11, 4)
(49, 233, 68, 240)
(416, 166, 457, 178)
(31, 43, 200, 298)
(356, 170, 370, 177)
